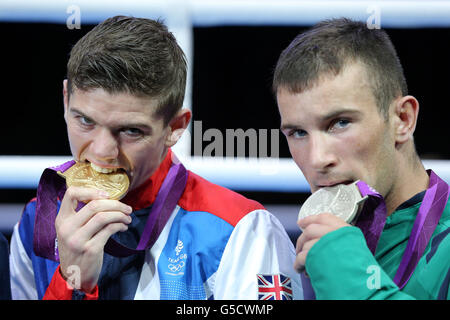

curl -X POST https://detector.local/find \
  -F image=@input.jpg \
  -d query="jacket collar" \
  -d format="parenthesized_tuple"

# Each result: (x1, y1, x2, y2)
(121, 149, 173, 212)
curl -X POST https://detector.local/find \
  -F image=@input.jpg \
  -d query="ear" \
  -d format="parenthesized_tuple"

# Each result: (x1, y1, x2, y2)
(165, 108, 192, 147)
(393, 95, 419, 145)
(63, 79, 69, 121)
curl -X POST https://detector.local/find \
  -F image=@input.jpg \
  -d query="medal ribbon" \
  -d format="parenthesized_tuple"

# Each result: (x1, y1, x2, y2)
(357, 170, 449, 289)
(355, 181, 388, 255)
(103, 163, 187, 257)
(34, 161, 75, 261)
(34, 161, 188, 261)
(302, 170, 449, 298)
(392, 170, 449, 288)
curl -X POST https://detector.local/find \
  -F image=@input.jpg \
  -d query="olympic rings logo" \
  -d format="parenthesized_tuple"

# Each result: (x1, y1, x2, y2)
(168, 261, 185, 272)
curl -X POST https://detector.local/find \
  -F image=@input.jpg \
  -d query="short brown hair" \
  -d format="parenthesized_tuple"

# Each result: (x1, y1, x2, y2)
(67, 15, 187, 125)
(273, 18, 408, 118)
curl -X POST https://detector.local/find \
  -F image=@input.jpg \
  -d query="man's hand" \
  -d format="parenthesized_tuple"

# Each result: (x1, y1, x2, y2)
(294, 213, 350, 273)
(55, 186, 133, 293)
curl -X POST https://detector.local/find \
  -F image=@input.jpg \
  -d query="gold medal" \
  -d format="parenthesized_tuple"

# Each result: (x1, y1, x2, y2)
(58, 162, 130, 200)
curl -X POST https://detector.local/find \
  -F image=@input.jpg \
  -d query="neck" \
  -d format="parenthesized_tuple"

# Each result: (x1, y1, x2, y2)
(384, 156, 429, 216)
(122, 148, 173, 211)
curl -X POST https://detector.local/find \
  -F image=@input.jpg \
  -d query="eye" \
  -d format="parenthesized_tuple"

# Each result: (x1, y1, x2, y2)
(288, 129, 307, 139)
(329, 118, 351, 132)
(121, 127, 144, 138)
(77, 116, 94, 127)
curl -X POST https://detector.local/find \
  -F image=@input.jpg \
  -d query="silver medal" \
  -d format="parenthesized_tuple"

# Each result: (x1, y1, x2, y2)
(298, 181, 367, 228)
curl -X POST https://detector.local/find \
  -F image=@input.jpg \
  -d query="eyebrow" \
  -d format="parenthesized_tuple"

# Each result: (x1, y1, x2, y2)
(70, 107, 154, 133)
(321, 108, 362, 122)
(280, 108, 362, 131)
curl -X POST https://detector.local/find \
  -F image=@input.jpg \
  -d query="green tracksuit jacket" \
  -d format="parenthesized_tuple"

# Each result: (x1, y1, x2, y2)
(306, 193, 450, 299)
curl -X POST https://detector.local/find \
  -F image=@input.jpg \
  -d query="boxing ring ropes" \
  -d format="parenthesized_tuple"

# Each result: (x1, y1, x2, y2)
(1, 0, 450, 194)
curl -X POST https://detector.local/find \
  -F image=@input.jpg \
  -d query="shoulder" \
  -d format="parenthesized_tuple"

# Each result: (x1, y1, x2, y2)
(441, 198, 450, 227)
(178, 171, 265, 227)
(21, 198, 37, 215)
(18, 198, 38, 231)
(424, 198, 450, 262)
(426, 226, 450, 264)
(16, 198, 38, 257)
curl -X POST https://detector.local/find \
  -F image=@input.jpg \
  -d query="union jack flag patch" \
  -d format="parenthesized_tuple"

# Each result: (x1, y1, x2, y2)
(257, 274, 293, 300)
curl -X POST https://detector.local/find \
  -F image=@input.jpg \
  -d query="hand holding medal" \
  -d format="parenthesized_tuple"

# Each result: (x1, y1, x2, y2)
(49, 161, 133, 293)
(295, 181, 370, 274)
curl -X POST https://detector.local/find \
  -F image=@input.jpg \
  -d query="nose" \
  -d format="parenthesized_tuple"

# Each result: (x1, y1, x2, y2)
(308, 133, 337, 172)
(90, 128, 119, 161)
